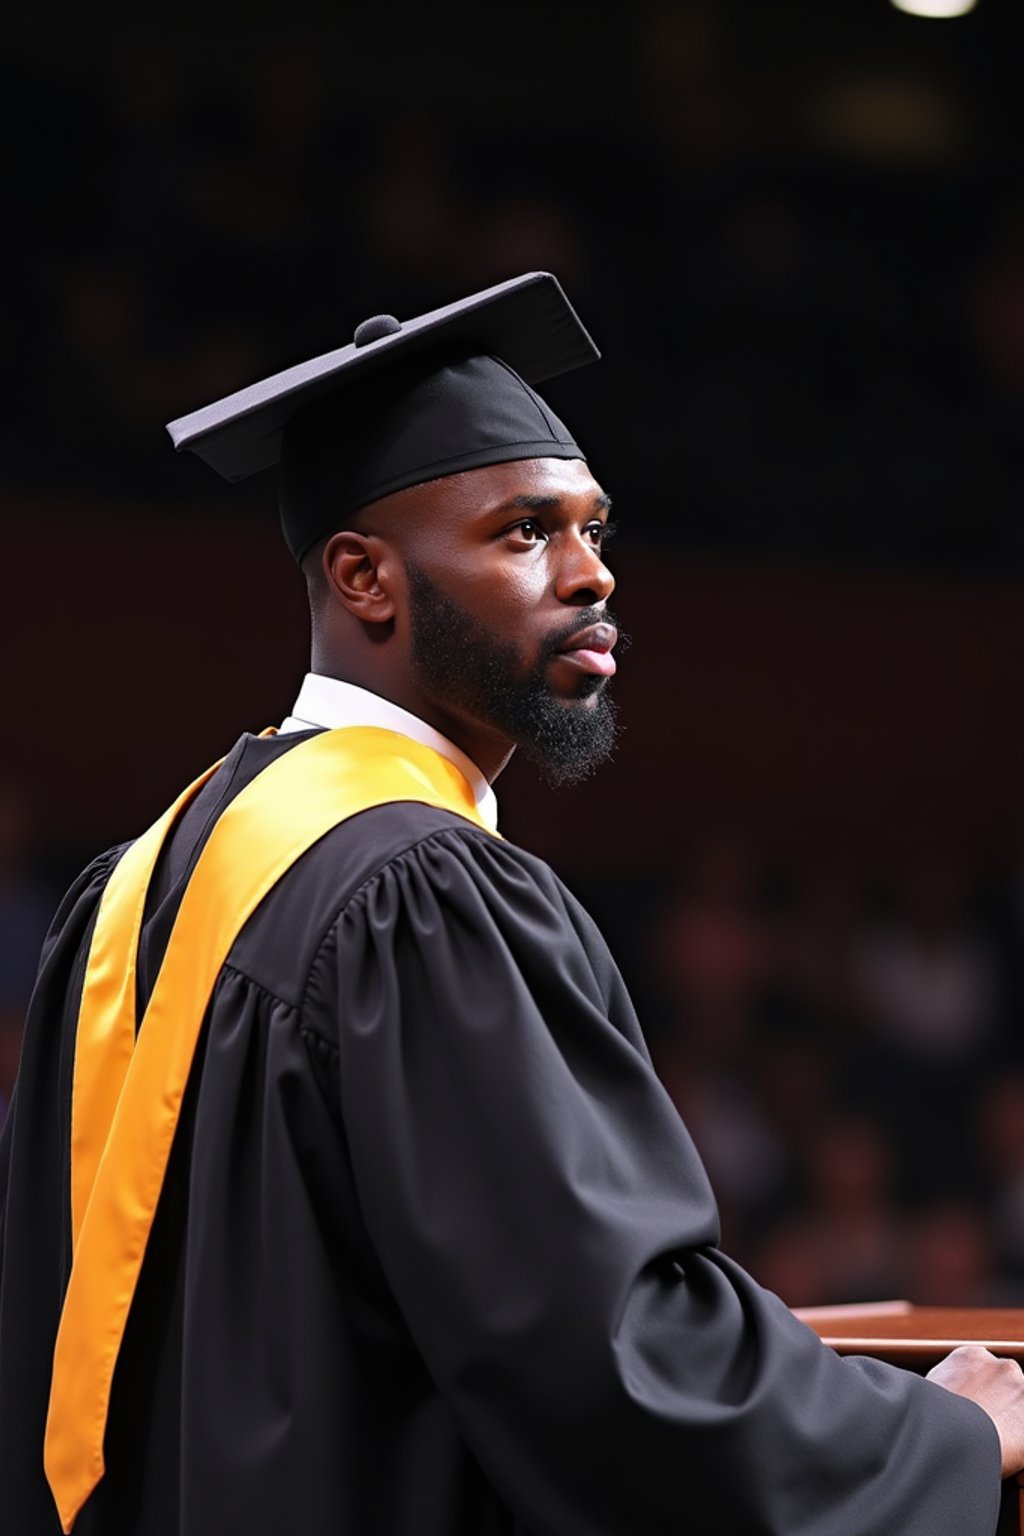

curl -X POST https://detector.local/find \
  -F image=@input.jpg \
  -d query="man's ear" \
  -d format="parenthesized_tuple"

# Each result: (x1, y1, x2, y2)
(322, 531, 397, 624)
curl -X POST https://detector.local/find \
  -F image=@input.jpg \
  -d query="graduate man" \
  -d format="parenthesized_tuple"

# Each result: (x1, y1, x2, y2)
(2, 271, 1024, 1536)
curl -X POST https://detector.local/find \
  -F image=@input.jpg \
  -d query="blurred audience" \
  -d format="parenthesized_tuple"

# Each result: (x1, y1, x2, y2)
(848, 858, 1001, 1203)
(638, 837, 1024, 1309)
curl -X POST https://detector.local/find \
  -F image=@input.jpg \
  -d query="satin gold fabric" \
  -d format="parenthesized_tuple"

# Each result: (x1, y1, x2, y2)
(45, 727, 496, 1532)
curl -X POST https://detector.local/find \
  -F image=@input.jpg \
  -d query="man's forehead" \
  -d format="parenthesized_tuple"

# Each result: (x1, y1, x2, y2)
(389, 456, 608, 522)
(488, 461, 611, 512)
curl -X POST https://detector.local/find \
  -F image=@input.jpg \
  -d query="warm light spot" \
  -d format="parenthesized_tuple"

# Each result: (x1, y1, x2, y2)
(889, 0, 978, 16)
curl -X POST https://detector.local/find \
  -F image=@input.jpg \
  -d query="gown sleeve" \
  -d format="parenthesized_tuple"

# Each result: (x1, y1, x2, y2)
(306, 824, 1003, 1536)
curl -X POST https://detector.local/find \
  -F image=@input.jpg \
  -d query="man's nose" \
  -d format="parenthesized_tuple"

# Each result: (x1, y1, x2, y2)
(555, 536, 615, 605)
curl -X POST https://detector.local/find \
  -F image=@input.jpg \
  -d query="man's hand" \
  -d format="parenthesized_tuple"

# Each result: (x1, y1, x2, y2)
(927, 1345, 1024, 1477)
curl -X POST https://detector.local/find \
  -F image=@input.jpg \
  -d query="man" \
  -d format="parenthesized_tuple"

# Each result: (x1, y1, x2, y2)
(2, 271, 1023, 1535)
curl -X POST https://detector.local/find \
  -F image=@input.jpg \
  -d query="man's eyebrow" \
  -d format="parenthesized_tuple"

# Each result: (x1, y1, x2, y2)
(501, 492, 613, 513)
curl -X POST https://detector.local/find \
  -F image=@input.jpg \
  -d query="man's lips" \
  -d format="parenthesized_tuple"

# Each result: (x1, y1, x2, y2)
(553, 621, 618, 677)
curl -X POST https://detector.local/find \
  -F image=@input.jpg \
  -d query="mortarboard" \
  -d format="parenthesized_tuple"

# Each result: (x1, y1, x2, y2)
(165, 271, 601, 564)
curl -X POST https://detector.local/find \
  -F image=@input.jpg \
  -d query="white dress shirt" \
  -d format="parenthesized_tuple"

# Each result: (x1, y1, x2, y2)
(279, 673, 499, 832)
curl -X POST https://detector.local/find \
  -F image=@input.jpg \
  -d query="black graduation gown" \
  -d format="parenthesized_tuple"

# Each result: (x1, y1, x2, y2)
(0, 730, 1003, 1535)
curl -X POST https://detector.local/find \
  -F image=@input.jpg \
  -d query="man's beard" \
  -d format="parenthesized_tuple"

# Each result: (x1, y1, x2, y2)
(407, 563, 623, 787)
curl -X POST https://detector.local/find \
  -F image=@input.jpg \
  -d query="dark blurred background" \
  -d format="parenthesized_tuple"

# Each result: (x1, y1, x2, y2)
(3, 0, 1024, 1306)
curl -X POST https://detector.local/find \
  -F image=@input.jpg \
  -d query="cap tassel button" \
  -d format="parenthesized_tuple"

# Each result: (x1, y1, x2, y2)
(353, 315, 403, 347)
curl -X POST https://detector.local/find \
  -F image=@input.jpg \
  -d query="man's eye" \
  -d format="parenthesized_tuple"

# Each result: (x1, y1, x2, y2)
(510, 520, 546, 544)
(588, 520, 617, 547)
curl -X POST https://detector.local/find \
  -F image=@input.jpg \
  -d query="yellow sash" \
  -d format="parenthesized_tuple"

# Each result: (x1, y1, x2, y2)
(45, 726, 497, 1532)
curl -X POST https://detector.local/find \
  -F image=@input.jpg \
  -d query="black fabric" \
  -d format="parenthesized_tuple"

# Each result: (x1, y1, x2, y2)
(0, 731, 1005, 1536)
(278, 352, 584, 564)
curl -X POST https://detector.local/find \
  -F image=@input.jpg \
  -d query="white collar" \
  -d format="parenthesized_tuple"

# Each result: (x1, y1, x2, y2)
(279, 673, 499, 832)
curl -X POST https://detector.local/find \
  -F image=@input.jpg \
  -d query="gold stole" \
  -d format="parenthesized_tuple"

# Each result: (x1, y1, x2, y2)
(44, 726, 498, 1532)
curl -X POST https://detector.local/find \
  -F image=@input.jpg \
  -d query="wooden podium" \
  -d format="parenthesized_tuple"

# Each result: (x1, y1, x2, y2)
(793, 1302, 1024, 1535)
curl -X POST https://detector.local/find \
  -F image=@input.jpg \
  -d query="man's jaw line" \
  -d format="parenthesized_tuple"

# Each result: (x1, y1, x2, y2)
(404, 562, 625, 789)
(415, 675, 613, 786)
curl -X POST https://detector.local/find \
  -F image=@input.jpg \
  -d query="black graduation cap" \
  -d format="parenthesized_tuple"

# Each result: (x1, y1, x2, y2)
(165, 271, 601, 563)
